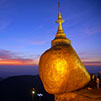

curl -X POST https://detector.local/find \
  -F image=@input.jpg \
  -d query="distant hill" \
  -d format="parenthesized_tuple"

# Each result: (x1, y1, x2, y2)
(0, 77, 3, 82)
(0, 75, 54, 101)
(0, 65, 38, 78)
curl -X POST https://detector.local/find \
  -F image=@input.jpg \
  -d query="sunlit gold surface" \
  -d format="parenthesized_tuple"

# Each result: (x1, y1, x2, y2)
(39, 44, 90, 94)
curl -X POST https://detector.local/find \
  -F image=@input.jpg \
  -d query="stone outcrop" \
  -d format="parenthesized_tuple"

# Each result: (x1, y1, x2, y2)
(55, 88, 101, 101)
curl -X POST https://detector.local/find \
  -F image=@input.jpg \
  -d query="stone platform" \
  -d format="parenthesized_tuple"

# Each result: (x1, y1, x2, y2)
(55, 88, 101, 101)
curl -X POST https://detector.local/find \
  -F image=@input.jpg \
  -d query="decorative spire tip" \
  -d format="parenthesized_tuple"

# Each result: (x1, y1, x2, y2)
(58, 2, 60, 10)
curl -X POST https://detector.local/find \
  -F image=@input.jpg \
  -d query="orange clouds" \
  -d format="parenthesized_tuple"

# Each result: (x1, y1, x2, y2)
(0, 59, 38, 65)
(0, 49, 38, 65)
(83, 61, 101, 66)
(0, 59, 25, 65)
(0, 59, 101, 66)
(0, 49, 101, 66)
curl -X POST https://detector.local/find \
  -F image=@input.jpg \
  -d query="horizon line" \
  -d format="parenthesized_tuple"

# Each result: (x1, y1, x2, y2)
(0, 61, 101, 66)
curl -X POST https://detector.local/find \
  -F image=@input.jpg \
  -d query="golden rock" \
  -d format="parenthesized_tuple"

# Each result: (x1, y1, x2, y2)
(39, 3, 90, 94)
(39, 44, 90, 94)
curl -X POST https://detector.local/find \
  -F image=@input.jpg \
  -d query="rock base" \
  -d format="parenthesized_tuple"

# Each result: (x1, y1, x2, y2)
(55, 88, 101, 101)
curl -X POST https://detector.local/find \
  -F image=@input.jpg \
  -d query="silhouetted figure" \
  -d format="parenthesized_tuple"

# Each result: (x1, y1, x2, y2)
(89, 73, 97, 89)
(96, 78, 99, 89)
(98, 72, 101, 80)
(98, 72, 101, 87)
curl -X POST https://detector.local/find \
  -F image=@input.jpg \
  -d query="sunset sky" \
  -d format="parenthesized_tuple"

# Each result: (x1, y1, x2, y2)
(0, 0, 101, 66)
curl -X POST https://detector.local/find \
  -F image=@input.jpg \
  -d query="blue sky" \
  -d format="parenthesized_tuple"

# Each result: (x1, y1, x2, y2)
(0, 0, 101, 65)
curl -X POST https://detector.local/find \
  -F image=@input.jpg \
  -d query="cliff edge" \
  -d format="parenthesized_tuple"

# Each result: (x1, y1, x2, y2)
(55, 88, 101, 101)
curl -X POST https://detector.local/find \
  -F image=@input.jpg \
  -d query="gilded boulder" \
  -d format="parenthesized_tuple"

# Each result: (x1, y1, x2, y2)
(39, 44, 90, 94)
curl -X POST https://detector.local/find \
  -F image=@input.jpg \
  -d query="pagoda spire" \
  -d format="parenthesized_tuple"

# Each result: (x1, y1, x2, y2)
(56, 2, 64, 35)
(51, 2, 71, 47)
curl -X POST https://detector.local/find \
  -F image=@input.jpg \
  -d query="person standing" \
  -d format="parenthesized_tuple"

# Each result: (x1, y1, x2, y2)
(96, 78, 99, 89)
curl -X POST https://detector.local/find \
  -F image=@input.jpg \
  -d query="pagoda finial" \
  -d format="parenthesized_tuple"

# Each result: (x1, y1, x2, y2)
(58, 2, 60, 10)
(56, 2, 64, 35)
(51, 2, 71, 47)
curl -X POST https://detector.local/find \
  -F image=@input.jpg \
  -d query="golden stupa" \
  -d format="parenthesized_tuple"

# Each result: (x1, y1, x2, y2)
(39, 3, 90, 94)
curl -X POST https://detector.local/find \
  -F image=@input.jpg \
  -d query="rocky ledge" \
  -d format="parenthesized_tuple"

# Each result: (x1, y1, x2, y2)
(55, 88, 101, 101)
